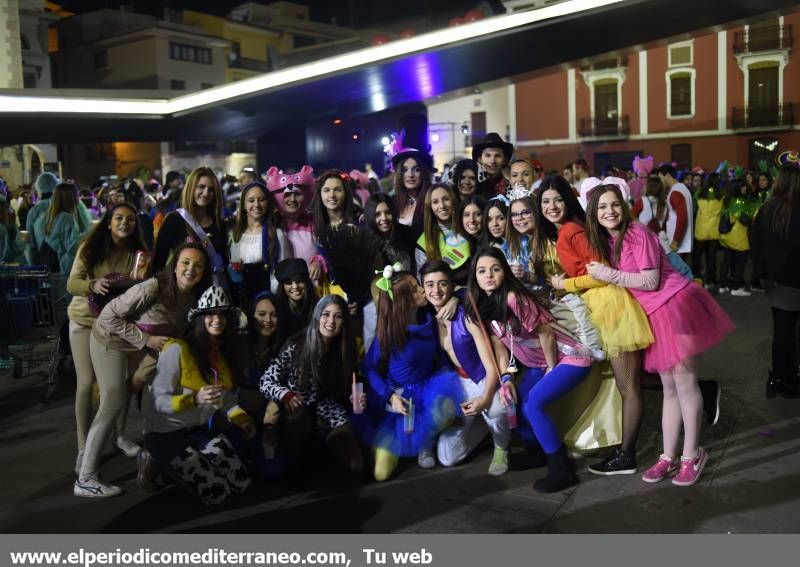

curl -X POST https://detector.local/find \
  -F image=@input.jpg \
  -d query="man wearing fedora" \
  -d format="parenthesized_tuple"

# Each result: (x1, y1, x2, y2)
(472, 133, 514, 198)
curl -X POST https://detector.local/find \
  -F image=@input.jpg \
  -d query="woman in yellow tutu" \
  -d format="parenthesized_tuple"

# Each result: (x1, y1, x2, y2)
(533, 175, 653, 476)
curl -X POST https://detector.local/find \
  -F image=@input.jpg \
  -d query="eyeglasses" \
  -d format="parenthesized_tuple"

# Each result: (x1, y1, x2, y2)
(510, 209, 532, 220)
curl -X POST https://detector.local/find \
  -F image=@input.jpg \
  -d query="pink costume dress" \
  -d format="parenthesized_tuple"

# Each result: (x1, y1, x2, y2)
(612, 222, 734, 373)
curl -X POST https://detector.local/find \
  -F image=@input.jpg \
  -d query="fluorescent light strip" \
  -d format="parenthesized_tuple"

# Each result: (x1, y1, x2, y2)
(0, 0, 623, 115)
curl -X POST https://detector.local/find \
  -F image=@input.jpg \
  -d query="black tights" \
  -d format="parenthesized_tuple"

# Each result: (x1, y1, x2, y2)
(610, 351, 643, 453)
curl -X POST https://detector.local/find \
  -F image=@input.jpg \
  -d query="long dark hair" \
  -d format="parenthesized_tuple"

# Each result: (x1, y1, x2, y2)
(465, 246, 545, 335)
(761, 164, 800, 236)
(458, 193, 487, 246)
(312, 169, 359, 237)
(481, 198, 508, 247)
(247, 292, 289, 365)
(393, 156, 433, 227)
(295, 294, 355, 400)
(78, 203, 147, 271)
(646, 175, 668, 224)
(584, 184, 633, 266)
(276, 269, 317, 331)
(186, 310, 244, 387)
(364, 192, 397, 242)
(531, 175, 583, 274)
(232, 182, 281, 266)
(155, 241, 212, 304)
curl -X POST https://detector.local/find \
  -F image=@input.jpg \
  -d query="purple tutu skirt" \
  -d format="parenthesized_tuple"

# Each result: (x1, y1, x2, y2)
(354, 368, 464, 457)
(643, 282, 734, 373)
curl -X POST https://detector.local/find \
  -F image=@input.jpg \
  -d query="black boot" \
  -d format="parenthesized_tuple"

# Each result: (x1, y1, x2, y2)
(533, 445, 578, 493)
(766, 371, 800, 399)
(524, 438, 547, 469)
(698, 380, 721, 425)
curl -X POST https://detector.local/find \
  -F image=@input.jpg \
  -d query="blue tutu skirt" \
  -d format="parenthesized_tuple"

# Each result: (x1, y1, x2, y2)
(355, 368, 464, 457)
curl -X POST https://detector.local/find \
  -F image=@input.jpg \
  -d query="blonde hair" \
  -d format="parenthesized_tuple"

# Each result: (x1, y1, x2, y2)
(181, 166, 223, 227)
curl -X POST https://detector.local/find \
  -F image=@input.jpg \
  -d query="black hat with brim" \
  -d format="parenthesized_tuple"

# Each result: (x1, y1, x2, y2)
(471, 132, 514, 162)
(275, 258, 310, 282)
(391, 148, 435, 172)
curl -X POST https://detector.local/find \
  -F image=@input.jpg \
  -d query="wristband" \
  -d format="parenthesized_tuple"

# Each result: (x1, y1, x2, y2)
(500, 374, 513, 384)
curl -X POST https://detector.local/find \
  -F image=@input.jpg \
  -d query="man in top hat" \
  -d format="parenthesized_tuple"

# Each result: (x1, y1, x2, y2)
(472, 133, 514, 198)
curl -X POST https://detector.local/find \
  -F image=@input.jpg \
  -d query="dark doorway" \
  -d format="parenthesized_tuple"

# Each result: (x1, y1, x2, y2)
(593, 150, 641, 177)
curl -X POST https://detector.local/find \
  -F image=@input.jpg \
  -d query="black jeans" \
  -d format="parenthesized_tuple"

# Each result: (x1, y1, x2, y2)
(692, 239, 719, 285)
(771, 307, 800, 380)
(719, 248, 748, 289)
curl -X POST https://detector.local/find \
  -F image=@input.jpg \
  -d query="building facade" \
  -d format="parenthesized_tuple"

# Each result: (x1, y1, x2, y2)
(513, 12, 800, 173)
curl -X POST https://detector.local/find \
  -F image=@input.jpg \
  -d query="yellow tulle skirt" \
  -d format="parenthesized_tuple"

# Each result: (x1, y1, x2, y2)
(582, 284, 654, 358)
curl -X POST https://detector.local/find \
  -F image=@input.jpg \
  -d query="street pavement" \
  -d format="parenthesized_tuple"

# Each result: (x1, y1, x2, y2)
(1, 291, 798, 533)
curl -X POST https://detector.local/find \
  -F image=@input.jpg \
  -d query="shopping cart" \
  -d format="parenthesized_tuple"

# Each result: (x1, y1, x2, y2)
(0, 265, 69, 384)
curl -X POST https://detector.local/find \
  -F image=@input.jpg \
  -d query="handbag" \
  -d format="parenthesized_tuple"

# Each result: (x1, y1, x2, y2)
(87, 273, 139, 316)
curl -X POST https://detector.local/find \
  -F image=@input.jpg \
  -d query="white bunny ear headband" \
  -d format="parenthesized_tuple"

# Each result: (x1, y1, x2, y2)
(375, 262, 404, 301)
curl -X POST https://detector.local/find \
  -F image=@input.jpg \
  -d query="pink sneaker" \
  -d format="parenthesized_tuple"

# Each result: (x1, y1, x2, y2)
(641, 454, 679, 483)
(672, 447, 708, 486)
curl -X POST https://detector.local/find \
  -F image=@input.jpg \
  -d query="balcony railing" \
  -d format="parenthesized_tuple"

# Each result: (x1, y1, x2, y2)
(731, 103, 794, 129)
(578, 115, 629, 138)
(733, 25, 792, 54)
(579, 56, 628, 72)
(229, 56, 271, 73)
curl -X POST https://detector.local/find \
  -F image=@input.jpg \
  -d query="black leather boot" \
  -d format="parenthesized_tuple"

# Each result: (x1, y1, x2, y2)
(533, 445, 578, 493)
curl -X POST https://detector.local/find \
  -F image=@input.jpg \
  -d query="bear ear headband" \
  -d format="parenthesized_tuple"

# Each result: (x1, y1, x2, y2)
(375, 262, 404, 301)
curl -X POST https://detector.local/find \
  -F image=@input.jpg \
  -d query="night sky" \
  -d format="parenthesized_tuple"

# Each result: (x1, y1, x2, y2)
(55, 0, 505, 29)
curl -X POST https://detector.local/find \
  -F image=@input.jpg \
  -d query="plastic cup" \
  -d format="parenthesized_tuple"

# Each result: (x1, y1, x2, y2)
(352, 382, 364, 414)
(404, 398, 415, 434)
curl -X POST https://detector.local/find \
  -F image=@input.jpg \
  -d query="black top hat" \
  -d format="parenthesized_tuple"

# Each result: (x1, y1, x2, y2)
(390, 113, 435, 171)
(471, 133, 514, 162)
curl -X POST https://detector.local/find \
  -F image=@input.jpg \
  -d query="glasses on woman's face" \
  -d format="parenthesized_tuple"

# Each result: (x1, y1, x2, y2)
(510, 209, 532, 220)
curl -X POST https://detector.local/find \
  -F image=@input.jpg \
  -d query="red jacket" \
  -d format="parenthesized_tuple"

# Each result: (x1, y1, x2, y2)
(555, 220, 598, 277)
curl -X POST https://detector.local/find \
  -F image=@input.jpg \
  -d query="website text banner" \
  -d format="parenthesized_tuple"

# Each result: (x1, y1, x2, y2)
(0, 535, 793, 567)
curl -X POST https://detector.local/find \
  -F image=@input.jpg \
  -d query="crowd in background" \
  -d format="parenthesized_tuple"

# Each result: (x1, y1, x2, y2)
(0, 115, 798, 507)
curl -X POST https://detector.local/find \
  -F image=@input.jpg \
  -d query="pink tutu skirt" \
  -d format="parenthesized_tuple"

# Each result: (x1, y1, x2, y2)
(643, 283, 734, 373)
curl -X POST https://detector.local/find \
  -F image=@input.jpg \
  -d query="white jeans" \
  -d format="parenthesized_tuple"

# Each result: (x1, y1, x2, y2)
(437, 377, 511, 467)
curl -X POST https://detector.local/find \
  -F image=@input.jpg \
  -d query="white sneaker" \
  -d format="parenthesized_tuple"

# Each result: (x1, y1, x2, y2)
(418, 449, 436, 469)
(115, 436, 141, 458)
(74, 475, 121, 498)
(717, 287, 730, 294)
(730, 288, 751, 297)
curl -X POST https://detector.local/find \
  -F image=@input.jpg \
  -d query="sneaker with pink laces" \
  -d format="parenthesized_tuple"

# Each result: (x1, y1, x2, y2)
(641, 454, 679, 483)
(672, 447, 708, 486)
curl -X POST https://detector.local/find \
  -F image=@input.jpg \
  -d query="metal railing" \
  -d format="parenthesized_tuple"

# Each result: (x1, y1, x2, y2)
(733, 24, 792, 54)
(229, 56, 271, 73)
(731, 102, 794, 129)
(578, 115, 629, 137)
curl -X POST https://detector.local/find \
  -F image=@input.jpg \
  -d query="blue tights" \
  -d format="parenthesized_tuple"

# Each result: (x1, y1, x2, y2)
(515, 364, 591, 454)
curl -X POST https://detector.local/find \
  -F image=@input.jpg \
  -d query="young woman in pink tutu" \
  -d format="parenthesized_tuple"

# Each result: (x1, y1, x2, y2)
(584, 184, 734, 487)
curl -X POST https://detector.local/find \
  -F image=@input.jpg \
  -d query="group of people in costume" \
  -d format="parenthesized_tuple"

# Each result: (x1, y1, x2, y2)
(8, 113, 799, 508)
